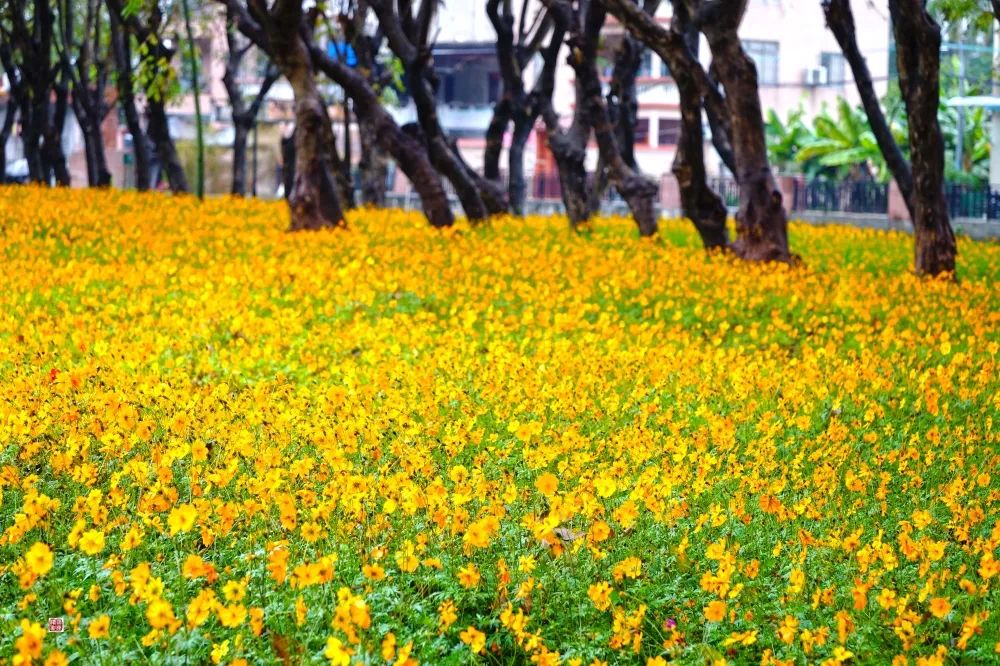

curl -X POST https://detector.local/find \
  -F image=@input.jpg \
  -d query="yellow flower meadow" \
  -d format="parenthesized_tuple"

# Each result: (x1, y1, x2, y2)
(0, 186, 998, 664)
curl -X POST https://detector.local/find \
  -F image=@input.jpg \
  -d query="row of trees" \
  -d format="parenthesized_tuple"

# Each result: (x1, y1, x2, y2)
(2, 0, 996, 275)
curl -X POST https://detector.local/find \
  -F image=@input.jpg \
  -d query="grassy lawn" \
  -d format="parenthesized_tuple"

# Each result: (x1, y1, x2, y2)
(0, 186, 998, 665)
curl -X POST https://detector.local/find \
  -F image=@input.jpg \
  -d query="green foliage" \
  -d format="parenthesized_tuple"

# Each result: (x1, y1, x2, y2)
(766, 94, 991, 186)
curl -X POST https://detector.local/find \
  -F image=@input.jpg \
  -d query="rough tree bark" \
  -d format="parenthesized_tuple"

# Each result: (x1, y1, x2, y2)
(148, 96, 190, 193)
(370, 0, 508, 220)
(60, 0, 114, 187)
(533, 1, 591, 227)
(310, 43, 455, 228)
(107, 0, 190, 192)
(568, 0, 659, 236)
(822, 0, 913, 210)
(888, 0, 956, 276)
(694, 0, 790, 261)
(340, 2, 390, 206)
(224, 0, 346, 230)
(668, 1, 728, 248)
(106, 0, 151, 190)
(0, 43, 22, 183)
(2, 0, 70, 185)
(485, 0, 553, 214)
(223, 10, 279, 196)
(602, 0, 734, 246)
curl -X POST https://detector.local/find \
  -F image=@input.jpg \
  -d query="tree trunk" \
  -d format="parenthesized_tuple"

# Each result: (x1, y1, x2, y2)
(358, 114, 389, 206)
(369, 0, 508, 220)
(310, 43, 454, 227)
(888, 0, 956, 276)
(572, 2, 659, 236)
(0, 91, 16, 182)
(148, 99, 190, 193)
(281, 130, 295, 200)
(536, 1, 589, 228)
(670, 3, 728, 248)
(286, 79, 346, 230)
(107, 0, 151, 191)
(232, 120, 251, 196)
(45, 76, 71, 186)
(822, 0, 913, 213)
(484, 96, 513, 183)
(508, 112, 534, 215)
(266, 5, 345, 230)
(410, 60, 492, 221)
(602, 0, 736, 243)
(544, 103, 592, 228)
(698, 1, 790, 261)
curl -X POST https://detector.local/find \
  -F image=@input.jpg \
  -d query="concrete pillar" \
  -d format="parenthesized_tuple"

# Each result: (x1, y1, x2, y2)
(887, 180, 910, 222)
(777, 176, 797, 215)
(659, 173, 681, 211)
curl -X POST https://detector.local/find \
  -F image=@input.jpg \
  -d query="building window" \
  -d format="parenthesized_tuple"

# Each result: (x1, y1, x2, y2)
(635, 117, 650, 145)
(743, 40, 779, 85)
(820, 52, 846, 86)
(660, 58, 671, 79)
(657, 117, 681, 146)
(255, 50, 271, 79)
(637, 51, 653, 78)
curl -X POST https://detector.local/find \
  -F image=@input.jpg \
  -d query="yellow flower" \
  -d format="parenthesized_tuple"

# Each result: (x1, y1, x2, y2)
(146, 599, 176, 629)
(363, 563, 386, 581)
(167, 504, 198, 535)
(588, 581, 612, 611)
(704, 600, 727, 622)
(459, 626, 486, 654)
(457, 564, 481, 589)
(25, 542, 53, 576)
(15, 620, 44, 660)
(929, 597, 951, 619)
(88, 615, 111, 639)
(535, 472, 559, 497)
(223, 580, 246, 602)
(79, 529, 105, 556)
(324, 636, 353, 665)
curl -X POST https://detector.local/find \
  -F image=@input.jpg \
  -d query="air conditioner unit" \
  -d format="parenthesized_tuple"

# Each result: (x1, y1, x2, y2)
(804, 66, 828, 87)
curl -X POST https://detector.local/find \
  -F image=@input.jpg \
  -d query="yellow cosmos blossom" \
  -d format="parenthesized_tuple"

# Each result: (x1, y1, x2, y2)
(78, 530, 105, 556)
(588, 581, 613, 611)
(25, 542, 53, 576)
(146, 599, 176, 630)
(457, 564, 481, 589)
(929, 597, 951, 619)
(460, 626, 487, 654)
(535, 472, 559, 497)
(704, 600, 727, 622)
(87, 615, 110, 639)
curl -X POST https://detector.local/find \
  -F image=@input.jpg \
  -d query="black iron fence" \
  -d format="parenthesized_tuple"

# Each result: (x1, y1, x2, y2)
(707, 177, 1000, 220)
(393, 172, 1000, 221)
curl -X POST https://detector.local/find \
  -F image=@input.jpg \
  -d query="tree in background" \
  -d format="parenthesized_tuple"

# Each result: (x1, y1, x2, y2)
(562, 0, 660, 236)
(223, 6, 279, 196)
(603, 0, 733, 249)
(485, 0, 555, 215)
(369, 0, 509, 221)
(695, 0, 790, 261)
(221, 0, 345, 230)
(107, 0, 190, 193)
(338, 0, 392, 207)
(0, 0, 72, 185)
(55, 0, 115, 187)
(889, 0, 956, 275)
(106, 0, 151, 190)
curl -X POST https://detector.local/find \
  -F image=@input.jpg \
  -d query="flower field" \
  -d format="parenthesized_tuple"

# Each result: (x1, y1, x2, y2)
(0, 186, 998, 665)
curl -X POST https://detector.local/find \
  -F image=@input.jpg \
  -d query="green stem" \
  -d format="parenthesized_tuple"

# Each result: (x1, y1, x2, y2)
(181, 0, 204, 199)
